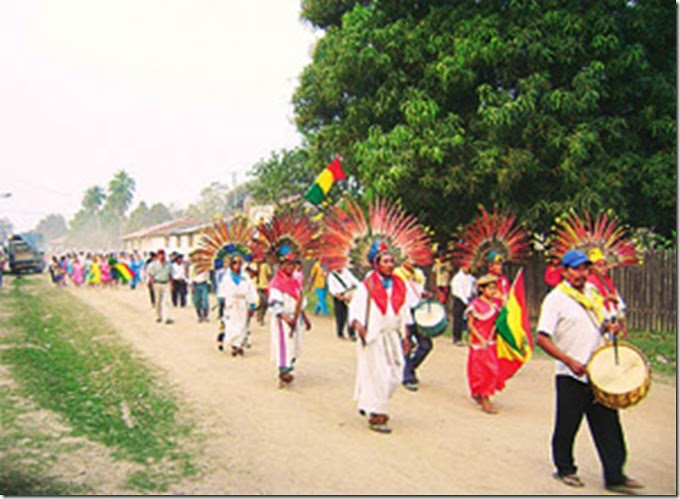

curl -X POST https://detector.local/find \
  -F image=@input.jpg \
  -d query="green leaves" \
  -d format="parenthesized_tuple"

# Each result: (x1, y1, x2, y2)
(296, 0, 676, 239)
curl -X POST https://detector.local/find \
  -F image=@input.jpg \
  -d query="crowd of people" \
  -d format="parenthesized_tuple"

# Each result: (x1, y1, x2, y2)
(37, 202, 644, 495)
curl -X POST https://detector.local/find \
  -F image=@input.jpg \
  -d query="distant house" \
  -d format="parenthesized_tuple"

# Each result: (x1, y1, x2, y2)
(121, 217, 211, 255)
(120, 192, 277, 257)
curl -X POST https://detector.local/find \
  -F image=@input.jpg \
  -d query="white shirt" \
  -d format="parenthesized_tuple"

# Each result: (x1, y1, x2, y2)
(171, 261, 187, 281)
(537, 282, 604, 383)
(327, 268, 360, 298)
(451, 269, 477, 304)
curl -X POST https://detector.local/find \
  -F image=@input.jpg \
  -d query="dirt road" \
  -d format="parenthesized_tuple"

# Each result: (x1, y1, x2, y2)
(65, 285, 676, 495)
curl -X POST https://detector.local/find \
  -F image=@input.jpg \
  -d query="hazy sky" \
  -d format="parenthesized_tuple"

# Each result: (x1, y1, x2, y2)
(0, 0, 319, 232)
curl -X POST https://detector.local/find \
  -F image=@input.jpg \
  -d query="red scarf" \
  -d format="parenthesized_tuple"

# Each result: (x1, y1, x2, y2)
(365, 270, 406, 315)
(269, 269, 302, 300)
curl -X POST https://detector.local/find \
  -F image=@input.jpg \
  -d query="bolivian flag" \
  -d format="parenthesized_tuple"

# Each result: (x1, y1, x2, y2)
(304, 155, 346, 205)
(496, 268, 533, 385)
(113, 262, 135, 284)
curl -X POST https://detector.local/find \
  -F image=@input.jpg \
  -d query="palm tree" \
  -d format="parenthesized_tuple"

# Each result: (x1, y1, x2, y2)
(106, 170, 136, 218)
(82, 186, 106, 214)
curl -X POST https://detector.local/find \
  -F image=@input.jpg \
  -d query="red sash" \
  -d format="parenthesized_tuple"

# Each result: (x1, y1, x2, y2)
(365, 271, 406, 315)
(269, 269, 301, 300)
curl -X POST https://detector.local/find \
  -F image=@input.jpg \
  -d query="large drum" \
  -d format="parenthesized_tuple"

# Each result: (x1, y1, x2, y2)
(412, 299, 448, 337)
(586, 341, 652, 410)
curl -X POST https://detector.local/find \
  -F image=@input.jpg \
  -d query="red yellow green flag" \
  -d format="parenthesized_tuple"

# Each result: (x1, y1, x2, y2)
(113, 262, 134, 284)
(304, 155, 346, 205)
(495, 268, 533, 384)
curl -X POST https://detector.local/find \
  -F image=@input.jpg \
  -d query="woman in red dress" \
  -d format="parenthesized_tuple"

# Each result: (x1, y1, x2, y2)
(466, 274, 504, 414)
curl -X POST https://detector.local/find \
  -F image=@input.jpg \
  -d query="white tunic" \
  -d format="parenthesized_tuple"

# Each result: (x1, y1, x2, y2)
(268, 286, 307, 370)
(349, 273, 413, 414)
(217, 271, 258, 348)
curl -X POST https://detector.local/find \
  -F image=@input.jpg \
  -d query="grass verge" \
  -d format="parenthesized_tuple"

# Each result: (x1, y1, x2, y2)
(0, 276, 200, 493)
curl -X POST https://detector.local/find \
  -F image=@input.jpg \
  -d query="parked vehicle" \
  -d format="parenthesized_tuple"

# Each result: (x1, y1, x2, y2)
(7, 233, 45, 274)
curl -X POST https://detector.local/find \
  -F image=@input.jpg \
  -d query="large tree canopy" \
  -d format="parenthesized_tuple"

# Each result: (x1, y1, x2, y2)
(294, 0, 676, 240)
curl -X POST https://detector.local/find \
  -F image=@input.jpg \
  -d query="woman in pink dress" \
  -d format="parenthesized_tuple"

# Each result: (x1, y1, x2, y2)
(466, 273, 504, 414)
(99, 256, 111, 285)
(71, 256, 85, 286)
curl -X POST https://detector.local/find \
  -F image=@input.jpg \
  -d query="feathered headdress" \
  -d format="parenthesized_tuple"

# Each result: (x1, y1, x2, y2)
(549, 210, 642, 267)
(252, 207, 320, 263)
(452, 205, 531, 272)
(319, 197, 433, 273)
(191, 216, 256, 273)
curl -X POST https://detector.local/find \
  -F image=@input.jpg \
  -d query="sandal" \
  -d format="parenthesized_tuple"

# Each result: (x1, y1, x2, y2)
(606, 479, 644, 495)
(369, 422, 392, 434)
(553, 472, 585, 488)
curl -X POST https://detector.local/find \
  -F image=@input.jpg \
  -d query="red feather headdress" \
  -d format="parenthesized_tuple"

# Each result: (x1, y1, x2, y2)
(319, 197, 433, 273)
(549, 210, 642, 267)
(191, 216, 256, 273)
(452, 205, 531, 272)
(252, 206, 320, 263)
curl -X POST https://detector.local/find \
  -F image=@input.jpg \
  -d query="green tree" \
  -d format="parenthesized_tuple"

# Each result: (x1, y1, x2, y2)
(186, 181, 233, 222)
(124, 201, 174, 234)
(82, 186, 106, 214)
(35, 214, 68, 241)
(248, 149, 316, 204)
(103, 170, 136, 218)
(294, 0, 676, 240)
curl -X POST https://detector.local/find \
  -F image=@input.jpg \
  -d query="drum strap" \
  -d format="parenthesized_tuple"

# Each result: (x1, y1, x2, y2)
(332, 271, 349, 292)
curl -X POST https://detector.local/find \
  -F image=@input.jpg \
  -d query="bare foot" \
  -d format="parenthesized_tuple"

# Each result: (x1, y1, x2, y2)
(481, 398, 498, 414)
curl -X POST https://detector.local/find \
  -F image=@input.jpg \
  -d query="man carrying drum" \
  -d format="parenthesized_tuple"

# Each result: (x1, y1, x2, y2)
(395, 259, 433, 392)
(536, 250, 643, 494)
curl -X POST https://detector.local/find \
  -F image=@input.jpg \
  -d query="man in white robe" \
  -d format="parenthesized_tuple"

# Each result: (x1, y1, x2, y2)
(268, 251, 311, 387)
(217, 254, 258, 356)
(349, 243, 412, 433)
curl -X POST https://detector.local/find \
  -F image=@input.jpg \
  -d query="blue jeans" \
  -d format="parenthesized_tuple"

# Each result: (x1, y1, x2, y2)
(313, 287, 328, 315)
(191, 282, 210, 319)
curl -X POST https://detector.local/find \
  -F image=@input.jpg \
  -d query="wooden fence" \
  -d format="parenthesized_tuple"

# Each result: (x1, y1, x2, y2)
(506, 250, 677, 334)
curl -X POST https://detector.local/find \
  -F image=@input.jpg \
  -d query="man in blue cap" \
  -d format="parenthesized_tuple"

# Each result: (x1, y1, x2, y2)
(535, 250, 643, 494)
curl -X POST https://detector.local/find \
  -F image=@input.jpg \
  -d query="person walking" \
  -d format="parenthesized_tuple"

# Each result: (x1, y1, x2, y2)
(327, 266, 360, 340)
(252, 209, 319, 388)
(171, 253, 188, 307)
(450, 262, 476, 346)
(217, 253, 258, 356)
(308, 258, 329, 316)
(146, 249, 173, 324)
(188, 250, 211, 323)
(395, 259, 433, 392)
(465, 274, 503, 414)
(254, 260, 272, 326)
(143, 251, 157, 306)
(431, 250, 452, 305)
(536, 250, 643, 493)
(349, 242, 413, 433)
(317, 197, 433, 434)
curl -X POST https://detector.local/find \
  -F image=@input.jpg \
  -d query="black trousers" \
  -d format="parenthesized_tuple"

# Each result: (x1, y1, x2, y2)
(172, 280, 187, 307)
(451, 297, 466, 342)
(403, 326, 433, 384)
(332, 296, 355, 338)
(552, 375, 628, 486)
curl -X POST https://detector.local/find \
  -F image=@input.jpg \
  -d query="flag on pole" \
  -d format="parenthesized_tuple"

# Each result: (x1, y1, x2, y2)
(495, 268, 533, 385)
(304, 155, 346, 206)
